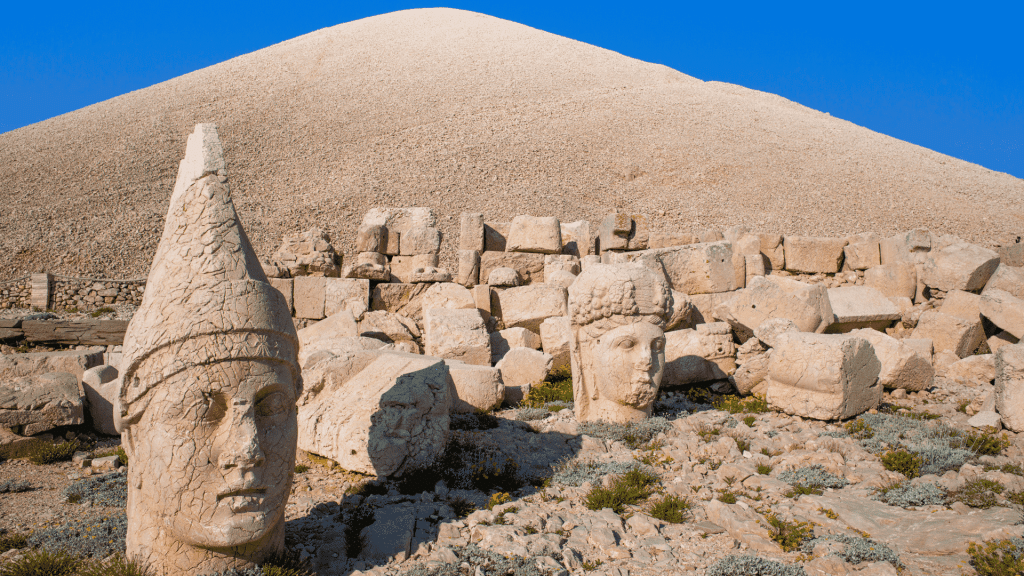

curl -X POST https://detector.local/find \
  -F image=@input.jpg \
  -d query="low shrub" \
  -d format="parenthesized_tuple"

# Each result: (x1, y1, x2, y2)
(880, 449, 923, 479)
(0, 480, 32, 493)
(550, 457, 648, 487)
(446, 496, 476, 518)
(734, 437, 751, 453)
(77, 555, 155, 576)
(874, 481, 946, 508)
(967, 537, 1024, 576)
(800, 534, 902, 568)
(705, 554, 807, 576)
(957, 429, 1011, 456)
(344, 507, 374, 559)
(583, 467, 658, 514)
(756, 464, 772, 475)
(62, 473, 127, 508)
(486, 492, 511, 510)
(27, 512, 127, 559)
(579, 417, 672, 449)
(764, 513, 813, 552)
(449, 412, 500, 431)
(520, 368, 573, 408)
(742, 416, 756, 427)
(293, 464, 309, 474)
(985, 463, 1024, 476)
(397, 544, 544, 576)
(777, 465, 849, 492)
(0, 548, 81, 576)
(28, 439, 80, 465)
(514, 407, 549, 422)
(648, 494, 691, 523)
(398, 435, 523, 495)
(714, 395, 769, 414)
(950, 478, 1005, 509)
(0, 532, 28, 554)
(717, 491, 738, 504)
(90, 307, 115, 318)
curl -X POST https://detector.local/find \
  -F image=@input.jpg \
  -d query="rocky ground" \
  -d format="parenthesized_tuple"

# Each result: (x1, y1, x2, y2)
(3, 377, 1022, 576)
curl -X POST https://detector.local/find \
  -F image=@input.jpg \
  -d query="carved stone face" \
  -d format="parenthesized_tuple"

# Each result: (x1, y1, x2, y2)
(130, 359, 296, 549)
(592, 321, 666, 411)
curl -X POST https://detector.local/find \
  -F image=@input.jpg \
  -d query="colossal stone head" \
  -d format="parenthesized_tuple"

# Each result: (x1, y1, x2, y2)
(568, 263, 673, 423)
(116, 124, 300, 575)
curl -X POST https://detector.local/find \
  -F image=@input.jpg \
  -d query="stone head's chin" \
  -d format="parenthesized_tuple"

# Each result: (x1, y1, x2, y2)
(168, 496, 284, 550)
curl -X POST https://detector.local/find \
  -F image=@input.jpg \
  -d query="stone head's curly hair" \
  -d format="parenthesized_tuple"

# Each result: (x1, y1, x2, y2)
(569, 263, 673, 329)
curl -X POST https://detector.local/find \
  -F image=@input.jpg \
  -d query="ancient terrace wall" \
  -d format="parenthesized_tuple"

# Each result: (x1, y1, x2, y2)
(0, 273, 145, 312)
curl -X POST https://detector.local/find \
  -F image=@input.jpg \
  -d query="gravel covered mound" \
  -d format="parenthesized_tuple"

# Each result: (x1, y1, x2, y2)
(1, 8, 1021, 278)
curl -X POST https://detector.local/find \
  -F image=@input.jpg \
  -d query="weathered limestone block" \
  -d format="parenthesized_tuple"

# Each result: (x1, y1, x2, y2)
(494, 285, 568, 333)
(507, 216, 562, 254)
(698, 229, 724, 243)
(649, 231, 697, 249)
(544, 254, 580, 277)
(390, 255, 438, 284)
(713, 276, 825, 340)
(753, 318, 799, 349)
(545, 270, 577, 289)
(942, 354, 996, 387)
(598, 212, 649, 252)
(483, 222, 509, 252)
(734, 350, 772, 396)
(294, 276, 327, 319)
(995, 343, 1024, 432)
(472, 285, 492, 322)
(0, 347, 104, 382)
(489, 327, 542, 364)
(269, 278, 294, 315)
(984, 265, 1024, 300)
(616, 242, 736, 295)
(324, 278, 369, 320)
(540, 316, 572, 371)
(459, 213, 485, 252)
(487, 267, 521, 287)
(825, 286, 901, 332)
(399, 227, 442, 256)
(82, 365, 119, 436)
(940, 290, 983, 329)
(409, 267, 452, 283)
(911, 310, 984, 358)
(732, 250, 747, 290)
(723, 226, 750, 244)
(864, 263, 918, 300)
(843, 233, 881, 270)
(448, 363, 504, 414)
(849, 329, 933, 391)
(21, 319, 130, 346)
(765, 333, 882, 420)
(356, 252, 387, 267)
(343, 261, 391, 282)
(272, 227, 340, 277)
(758, 234, 785, 271)
(0, 372, 84, 435)
(920, 242, 1000, 292)
(358, 311, 420, 345)
(457, 250, 481, 287)
(981, 289, 1024, 340)
(766, 276, 835, 333)
(115, 124, 301, 574)
(297, 349, 451, 476)
(560, 220, 591, 257)
(496, 347, 553, 405)
(0, 319, 23, 341)
(990, 331, 1020, 355)
(903, 338, 933, 363)
(666, 290, 696, 331)
(297, 310, 359, 366)
(357, 224, 386, 253)
(260, 259, 286, 279)
(745, 254, 766, 285)
(783, 236, 848, 273)
(363, 207, 437, 236)
(420, 282, 475, 314)
(689, 292, 734, 325)
(424, 308, 491, 366)
(568, 264, 672, 423)
(370, 283, 431, 319)
(479, 251, 545, 285)
(880, 229, 932, 264)
(662, 323, 737, 388)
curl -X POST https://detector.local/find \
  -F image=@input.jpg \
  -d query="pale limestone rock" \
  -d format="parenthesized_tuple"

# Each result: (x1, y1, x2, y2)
(539, 316, 572, 371)
(744, 254, 766, 285)
(765, 333, 882, 420)
(911, 310, 983, 358)
(544, 254, 580, 276)
(357, 311, 420, 344)
(487, 267, 521, 287)
(560, 220, 591, 257)
(489, 327, 542, 364)
(268, 278, 293, 315)
(933, 350, 960, 373)
(981, 288, 1024, 340)
(713, 276, 824, 340)
(363, 207, 436, 237)
(580, 255, 602, 270)
(325, 278, 369, 320)
(598, 212, 649, 252)
(666, 290, 696, 331)
(82, 365, 119, 436)
(298, 307, 358, 366)
(297, 349, 451, 476)
(723, 226, 750, 244)
(731, 249, 747, 289)
(293, 276, 327, 319)
(968, 411, 1002, 429)
(471, 285, 492, 322)
(864, 262, 918, 300)
(409, 267, 452, 283)
(942, 354, 996, 387)
(765, 275, 835, 333)
(399, 226, 441, 256)
(483, 222, 509, 252)
(662, 323, 736, 388)
(495, 285, 568, 333)
(424, 308, 490, 366)
(649, 230, 697, 249)
(880, 229, 932, 264)
(0, 372, 83, 435)
(459, 213, 485, 252)
(356, 251, 386, 268)
(758, 234, 785, 271)
(733, 350, 771, 395)
(690, 292, 734, 325)
(783, 236, 848, 273)
(843, 232, 881, 270)
(420, 282, 475, 314)
(360, 509, 415, 563)
(370, 283, 431, 320)
(506, 216, 562, 254)
(568, 264, 672, 423)
(825, 286, 901, 332)
(496, 347, 553, 404)
(388, 256, 417, 284)
(698, 229, 725, 243)
(920, 242, 1000, 292)
(0, 347, 103, 383)
(545, 270, 578, 289)
(995, 343, 1024, 432)
(849, 329, 933, 391)
(116, 125, 300, 575)
(260, 259, 286, 279)
(271, 227, 340, 277)
(343, 262, 390, 282)
(940, 290, 982, 323)
(457, 250, 480, 287)
(356, 224, 386, 253)
(448, 363, 504, 413)
(984, 264, 1024, 300)
(613, 241, 736, 295)
(753, 318, 798, 349)
(989, 331, 1020, 355)
(479, 251, 545, 285)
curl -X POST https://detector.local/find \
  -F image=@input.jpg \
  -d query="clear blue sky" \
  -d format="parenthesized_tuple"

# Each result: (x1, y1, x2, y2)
(2, 1, 1021, 178)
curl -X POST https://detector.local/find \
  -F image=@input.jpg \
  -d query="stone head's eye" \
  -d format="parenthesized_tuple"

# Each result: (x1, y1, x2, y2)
(256, 391, 288, 417)
(200, 391, 228, 423)
(617, 338, 635, 350)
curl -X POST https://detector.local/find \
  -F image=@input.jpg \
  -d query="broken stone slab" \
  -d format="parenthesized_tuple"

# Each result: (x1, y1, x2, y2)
(825, 286, 901, 332)
(983, 264, 1024, 300)
(21, 320, 130, 346)
(459, 213, 485, 252)
(598, 212, 649, 252)
(783, 236, 848, 273)
(764, 276, 835, 333)
(733, 349, 771, 395)
(560, 220, 591, 257)
(539, 316, 572, 371)
(420, 282, 476, 314)
(356, 224, 386, 253)
(744, 254, 766, 286)
(849, 329, 933, 391)
(0, 319, 23, 341)
(863, 262, 918, 300)
(968, 411, 1002, 429)
(902, 338, 933, 363)
(448, 363, 504, 414)
(662, 323, 737, 388)
(995, 343, 1024, 432)
(613, 241, 736, 295)
(758, 234, 785, 271)
(544, 254, 580, 277)
(0, 347, 104, 383)
(325, 278, 369, 320)
(370, 283, 431, 320)
(843, 232, 881, 270)
(920, 242, 1000, 292)
(496, 347, 553, 405)
(389, 255, 437, 284)
(494, 285, 568, 333)
(989, 331, 1020, 355)
(294, 276, 328, 320)
(506, 216, 562, 254)
(343, 261, 391, 282)
(489, 327, 541, 364)
(713, 276, 826, 341)
(269, 278, 294, 315)
(690, 292, 736, 325)
(487, 267, 521, 287)
(82, 365, 119, 436)
(297, 311, 359, 366)
(424, 308, 491, 366)
(479, 251, 545, 285)
(753, 318, 799, 349)
(399, 227, 442, 256)
(911, 310, 984, 358)
(0, 372, 84, 435)
(940, 289, 983, 324)
(879, 229, 932, 265)
(648, 230, 697, 249)
(297, 349, 451, 476)
(358, 311, 420, 344)
(666, 290, 696, 331)
(545, 269, 577, 289)
(981, 288, 1024, 340)
(483, 222, 509, 252)
(272, 227, 340, 277)
(409, 267, 452, 283)
(942, 354, 996, 387)
(703, 499, 780, 553)
(457, 250, 481, 287)
(360, 508, 415, 563)
(363, 207, 437, 236)
(765, 332, 882, 420)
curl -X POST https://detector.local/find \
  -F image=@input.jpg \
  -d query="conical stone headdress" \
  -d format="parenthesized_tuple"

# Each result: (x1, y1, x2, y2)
(116, 124, 299, 430)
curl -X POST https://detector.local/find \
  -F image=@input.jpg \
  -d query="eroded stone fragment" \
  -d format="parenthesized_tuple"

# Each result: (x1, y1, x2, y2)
(457, 250, 481, 287)
(783, 236, 848, 273)
(825, 286, 901, 332)
(272, 227, 340, 277)
(358, 311, 420, 345)
(911, 310, 983, 358)
(864, 263, 918, 300)
(920, 242, 1000, 292)
(540, 316, 572, 371)
(459, 213, 485, 252)
(849, 329, 933, 391)
(662, 323, 737, 388)
(495, 285, 568, 333)
(480, 251, 545, 285)
(843, 233, 881, 270)
(487, 267, 521, 287)
(758, 234, 785, 271)
(325, 278, 369, 320)
(981, 288, 1024, 340)
(560, 220, 591, 257)
(995, 343, 1024, 432)
(984, 264, 1024, 300)
(399, 226, 442, 256)
(424, 308, 491, 366)
(0, 347, 103, 383)
(496, 347, 553, 405)
(0, 372, 83, 435)
(507, 216, 562, 254)
(614, 242, 736, 295)
(448, 363, 504, 413)
(82, 365, 119, 436)
(713, 276, 824, 340)
(489, 327, 542, 364)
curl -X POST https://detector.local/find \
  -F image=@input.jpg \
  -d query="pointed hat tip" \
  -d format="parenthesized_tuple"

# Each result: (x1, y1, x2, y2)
(174, 124, 226, 196)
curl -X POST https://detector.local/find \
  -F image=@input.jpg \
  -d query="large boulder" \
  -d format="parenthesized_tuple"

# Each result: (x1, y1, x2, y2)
(447, 363, 505, 414)
(297, 349, 452, 477)
(370, 283, 431, 319)
(984, 265, 1024, 300)
(506, 216, 562, 254)
(424, 308, 490, 366)
(765, 333, 882, 420)
(613, 242, 736, 295)
(494, 285, 568, 332)
(297, 311, 359, 365)
(420, 282, 476, 313)
(863, 262, 918, 300)
(358, 311, 420, 345)
(879, 229, 932, 265)
(981, 289, 1024, 340)
(843, 233, 881, 270)
(849, 329, 933, 391)
(0, 372, 84, 435)
(399, 226, 441, 256)
(713, 276, 828, 340)
(459, 212, 485, 252)
(560, 220, 592, 257)
(496, 347, 553, 405)
(783, 236, 848, 273)
(539, 316, 572, 371)
(825, 286, 901, 332)
(911, 310, 984, 358)
(995, 343, 1024, 432)
(0, 347, 104, 383)
(920, 242, 1000, 292)
(598, 212, 649, 252)
(662, 323, 737, 388)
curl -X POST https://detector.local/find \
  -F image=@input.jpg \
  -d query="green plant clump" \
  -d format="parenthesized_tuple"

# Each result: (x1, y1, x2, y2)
(28, 439, 81, 465)
(777, 465, 849, 492)
(344, 508, 375, 559)
(90, 307, 115, 318)
(579, 417, 672, 450)
(873, 481, 946, 508)
(705, 554, 807, 576)
(880, 449, 923, 479)
(950, 478, 1006, 509)
(583, 467, 658, 514)
(293, 464, 309, 474)
(0, 532, 28, 554)
(520, 367, 573, 408)
(0, 548, 82, 576)
(968, 537, 1024, 576)
(648, 494, 692, 523)
(0, 480, 32, 493)
(714, 395, 770, 414)
(800, 534, 902, 568)
(756, 464, 772, 475)
(764, 513, 814, 552)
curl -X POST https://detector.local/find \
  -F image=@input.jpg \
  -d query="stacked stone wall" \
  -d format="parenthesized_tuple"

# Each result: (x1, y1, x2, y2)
(50, 276, 146, 310)
(0, 277, 31, 309)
